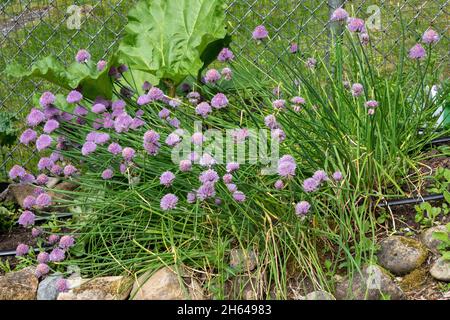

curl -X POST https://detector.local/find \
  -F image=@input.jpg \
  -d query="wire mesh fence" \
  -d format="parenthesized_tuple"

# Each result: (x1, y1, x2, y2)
(0, 0, 448, 178)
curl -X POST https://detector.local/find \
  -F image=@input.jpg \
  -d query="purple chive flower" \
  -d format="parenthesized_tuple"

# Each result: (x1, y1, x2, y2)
(101, 168, 113, 180)
(167, 117, 180, 128)
(21, 173, 35, 184)
(409, 44, 426, 60)
(365, 100, 379, 108)
(333, 171, 343, 181)
(107, 142, 122, 155)
(119, 163, 127, 174)
(160, 171, 176, 187)
(168, 98, 181, 109)
(306, 57, 317, 69)
(223, 173, 233, 184)
(189, 151, 200, 162)
(82, 141, 97, 156)
(273, 99, 286, 109)
(160, 193, 178, 211)
(291, 96, 306, 105)
(148, 87, 164, 101)
(92, 103, 106, 114)
(23, 196, 36, 209)
(232, 128, 250, 143)
(159, 108, 170, 119)
(205, 69, 221, 84)
(94, 133, 110, 145)
(347, 18, 365, 33)
(16, 243, 29, 256)
(59, 235, 75, 249)
(226, 162, 240, 173)
(9, 165, 26, 180)
(74, 105, 88, 116)
(37, 252, 49, 264)
(75, 49, 90, 63)
(351, 83, 364, 97)
(274, 179, 284, 190)
(233, 191, 246, 202)
(359, 33, 369, 46)
(312, 170, 328, 183)
(114, 113, 133, 133)
(86, 131, 98, 142)
(49, 248, 65, 262)
(118, 64, 128, 73)
(226, 183, 237, 193)
(179, 160, 192, 172)
(264, 114, 279, 129)
(191, 132, 204, 145)
(144, 130, 160, 144)
(295, 201, 311, 216)
(43, 104, 61, 119)
(34, 187, 45, 196)
(197, 182, 216, 201)
(43, 119, 59, 134)
(252, 25, 269, 40)
(36, 134, 53, 151)
(199, 169, 219, 184)
(36, 174, 49, 186)
(35, 263, 50, 278)
(303, 177, 320, 193)
(122, 147, 136, 162)
(221, 67, 232, 80)
(166, 133, 181, 147)
(48, 234, 60, 245)
(422, 29, 440, 44)
(36, 193, 51, 207)
(271, 128, 286, 142)
(137, 94, 151, 106)
(18, 210, 35, 227)
(211, 93, 228, 109)
(50, 151, 63, 162)
(331, 8, 349, 22)
(368, 108, 375, 115)
(142, 81, 152, 92)
(39, 91, 55, 107)
(37, 157, 53, 171)
(215, 198, 222, 205)
(66, 90, 83, 104)
(277, 155, 296, 178)
(27, 108, 45, 127)
(218, 48, 235, 62)
(63, 165, 77, 177)
(187, 192, 196, 204)
(290, 42, 299, 53)
(199, 153, 216, 167)
(56, 279, 69, 293)
(19, 129, 37, 145)
(97, 60, 107, 71)
(31, 227, 42, 238)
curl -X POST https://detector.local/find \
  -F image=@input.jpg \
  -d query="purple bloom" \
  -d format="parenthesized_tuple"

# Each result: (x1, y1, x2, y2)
(160, 171, 176, 187)
(290, 42, 299, 53)
(221, 67, 232, 80)
(16, 243, 29, 256)
(274, 179, 284, 190)
(277, 155, 296, 178)
(223, 173, 233, 184)
(312, 170, 328, 183)
(303, 178, 319, 193)
(167, 117, 180, 128)
(119, 163, 127, 174)
(102, 168, 114, 180)
(295, 201, 311, 216)
(291, 96, 306, 105)
(306, 57, 317, 69)
(122, 147, 135, 161)
(191, 132, 204, 145)
(264, 114, 279, 130)
(330, 8, 348, 22)
(27, 108, 45, 127)
(97, 60, 107, 71)
(63, 165, 77, 177)
(142, 81, 152, 91)
(409, 44, 426, 60)
(36, 134, 53, 151)
(351, 83, 364, 97)
(86, 131, 98, 142)
(199, 153, 216, 167)
(187, 192, 196, 204)
(168, 98, 181, 109)
(347, 18, 365, 33)
(160, 193, 178, 211)
(159, 108, 170, 119)
(148, 87, 165, 101)
(74, 105, 88, 116)
(368, 108, 375, 115)
(271, 128, 286, 142)
(199, 169, 219, 184)
(332, 171, 343, 181)
(218, 48, 235, 62)
(66, 90, 83, 104)
(75, 49, 90, 63)
(56, 279, 69, 292)
(18, 210, 35, 227)
(137, 94, 151, 106)
(59, 235, 75, 249)
(50, 151, 63, 162)
(37, 157, 53, 171)
(114, 113, 133, 133)
(226, 162, 240, 173)
(50, 164, 63, 176)
(49, 248, 65, 262)
(144, 130, 160, 144)
(35, 263, 50, 278)
(23, 196, 36, 209)
(233, 191, 246, 202)
(36, 174, 49, 185)
(165, 133, 181, 147)
(205, 69, 221, 84)
(226, 183, 237, 193)
(94, 133, 110, 145)
(21, 173, 35, 184)
(211, 93, 228, 109)
(92, 103, 106, 114)
(19, 129, 37, 145)
(179, 160, 192, 172)
(36, 193, 52, 207)
(37, 252, 49, 264)
(365, 100, 379, 108)
(273, 99, 286, 110)
(422, 29, 440, 45)
(197, 182, 216, 201)
(108, 142, 122, 155)
(252, 25, 269, 40)
(48, 234, 60, 245)
(39, 91, 55, 107)
(118, 64, 128, 73)
(82, 141, 97, 156)
(359, 33, 370, 46)
(232, 128, 250, 143)
(9, 165, 26, 180)
(43, 119, 59, 134)
(31, 227, 42, 238)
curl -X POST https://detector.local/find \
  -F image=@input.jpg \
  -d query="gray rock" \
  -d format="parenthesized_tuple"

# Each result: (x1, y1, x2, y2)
(305, 290, 335, 300)
(377, 236, 427, 275)
(229, 249, 257, 272)
(57, 276, 132, 300)
(421, 225, 448, 252)
(37, 273, 63, 300)
(0, 267, 38, 300)
(227, 273, 266, 300)
(130, 266, 204, 300)
(335, 264, 405, 300)
(430, 257, 450, 282)
(5, 184, 36, 208)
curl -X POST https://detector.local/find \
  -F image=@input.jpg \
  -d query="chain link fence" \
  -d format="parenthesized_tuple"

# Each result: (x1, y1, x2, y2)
(0, 0, 448, 177)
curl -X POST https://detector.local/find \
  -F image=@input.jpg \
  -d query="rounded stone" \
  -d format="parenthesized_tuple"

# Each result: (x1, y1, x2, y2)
(305, 290, 335, 300)
(420, 225, 448, 252)
(37, 273, 63, 300)
(430, 257, 450, 282)
(377, 236, 428, 275)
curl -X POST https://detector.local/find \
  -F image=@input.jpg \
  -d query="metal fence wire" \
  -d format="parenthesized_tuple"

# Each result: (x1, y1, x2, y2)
(0, 0, 448, 177)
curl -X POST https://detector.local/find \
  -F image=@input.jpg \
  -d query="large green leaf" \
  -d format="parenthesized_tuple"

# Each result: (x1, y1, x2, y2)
(5, 55, 117, 100)
(118, 0, 228, 86)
